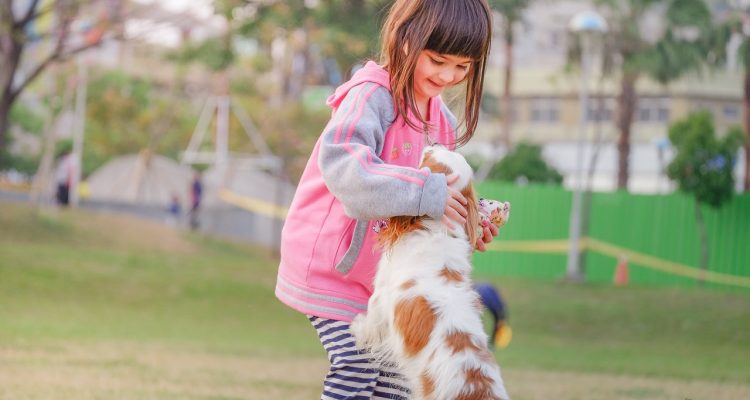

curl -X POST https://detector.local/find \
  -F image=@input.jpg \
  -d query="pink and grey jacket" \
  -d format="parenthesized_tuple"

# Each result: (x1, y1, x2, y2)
(275, 61, 458, 322)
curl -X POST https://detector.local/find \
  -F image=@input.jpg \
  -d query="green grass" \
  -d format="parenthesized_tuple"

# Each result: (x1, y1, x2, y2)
(0, 204, 318, 358)
(1, 202, 749, 387)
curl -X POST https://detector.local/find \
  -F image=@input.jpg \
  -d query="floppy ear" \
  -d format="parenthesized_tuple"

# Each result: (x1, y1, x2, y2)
(379, 216, 425, 250)
(462, 183, 480, 249)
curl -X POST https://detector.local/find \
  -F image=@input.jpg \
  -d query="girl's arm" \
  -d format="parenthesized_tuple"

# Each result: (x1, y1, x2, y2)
(318, 83, 447, 221)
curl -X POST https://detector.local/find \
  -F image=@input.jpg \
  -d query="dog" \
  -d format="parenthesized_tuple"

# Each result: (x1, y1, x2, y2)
(351, 145, 510, 400)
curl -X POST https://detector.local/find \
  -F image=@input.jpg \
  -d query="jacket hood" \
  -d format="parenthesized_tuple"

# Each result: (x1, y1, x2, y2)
(326, 61, 390, 109)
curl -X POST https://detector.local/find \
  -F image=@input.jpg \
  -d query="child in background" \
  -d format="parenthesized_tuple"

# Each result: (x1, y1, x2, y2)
(275, 0, 496, 398)
(474, 282, 513, 350)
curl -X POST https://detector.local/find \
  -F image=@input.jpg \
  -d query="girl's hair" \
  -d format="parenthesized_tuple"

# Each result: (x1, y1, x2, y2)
(380, 0, 492, 147)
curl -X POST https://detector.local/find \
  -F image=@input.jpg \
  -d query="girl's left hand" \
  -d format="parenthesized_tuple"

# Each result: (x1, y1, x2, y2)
(475, 220, 499, 252)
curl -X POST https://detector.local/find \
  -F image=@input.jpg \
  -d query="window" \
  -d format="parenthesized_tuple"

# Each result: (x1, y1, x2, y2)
(637, 97, 670, 123)
(530, 97, 560, 123)
(722, 104, 740, 121)
(586, 98, 614, 122)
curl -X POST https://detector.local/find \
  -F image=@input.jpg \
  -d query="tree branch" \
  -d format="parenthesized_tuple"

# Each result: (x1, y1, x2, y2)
(15, 0, 41, 29)
(0, 1, 14, 22)
(8, 38, 102, 105)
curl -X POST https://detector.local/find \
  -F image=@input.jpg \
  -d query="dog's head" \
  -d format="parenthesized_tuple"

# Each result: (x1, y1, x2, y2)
(379, 145, 480, 249)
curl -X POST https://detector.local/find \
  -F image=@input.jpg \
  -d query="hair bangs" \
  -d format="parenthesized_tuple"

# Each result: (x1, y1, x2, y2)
(425, 1, 490, 59)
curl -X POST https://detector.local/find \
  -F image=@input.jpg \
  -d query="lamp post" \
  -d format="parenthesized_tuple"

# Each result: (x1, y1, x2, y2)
(566, 10, 607, 282)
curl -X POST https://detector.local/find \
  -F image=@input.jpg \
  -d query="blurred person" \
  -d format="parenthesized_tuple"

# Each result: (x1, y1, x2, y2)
(167, 192, 182, 226)
(273, 0, 497, 398)
(474, 282, 512, 350)
(54, 149, 76, 207)
(188, 171, 202, 230)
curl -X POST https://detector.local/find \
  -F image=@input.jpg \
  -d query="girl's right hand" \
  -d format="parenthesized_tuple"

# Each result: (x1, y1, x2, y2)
(442, 174, 468, 227)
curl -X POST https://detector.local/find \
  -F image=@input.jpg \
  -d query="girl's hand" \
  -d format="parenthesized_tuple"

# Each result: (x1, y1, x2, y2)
(441, 174, 467, 227)
(475, 219, 499, 252)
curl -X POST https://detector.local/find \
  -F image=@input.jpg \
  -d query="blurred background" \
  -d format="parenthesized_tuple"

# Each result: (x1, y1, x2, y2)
(1, 0, 749, 399)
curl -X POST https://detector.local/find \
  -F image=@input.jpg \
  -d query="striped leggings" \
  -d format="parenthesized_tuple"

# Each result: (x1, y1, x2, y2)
(308, 315, 411, 400)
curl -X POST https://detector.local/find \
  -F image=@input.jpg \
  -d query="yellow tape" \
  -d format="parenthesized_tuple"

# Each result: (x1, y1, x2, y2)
(218, 189, 288, 220)
(214, 191, 750, 288)
(486, 239, 571, 253)
(487, 238, 750, 289)
(584, 238, 750, 288)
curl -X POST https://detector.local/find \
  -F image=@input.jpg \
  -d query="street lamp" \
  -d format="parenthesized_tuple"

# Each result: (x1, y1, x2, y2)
(566, 10, 607, 282)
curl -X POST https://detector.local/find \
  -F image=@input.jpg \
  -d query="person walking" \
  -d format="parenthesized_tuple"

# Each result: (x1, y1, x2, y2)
(189, 171, 203, 230)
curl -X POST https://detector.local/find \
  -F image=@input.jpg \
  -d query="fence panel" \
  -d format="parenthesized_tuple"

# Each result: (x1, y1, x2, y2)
(473, 182, 750, 290)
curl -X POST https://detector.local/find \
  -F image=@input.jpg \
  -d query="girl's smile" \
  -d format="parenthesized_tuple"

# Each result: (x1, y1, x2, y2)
(413, 50, 472, 111)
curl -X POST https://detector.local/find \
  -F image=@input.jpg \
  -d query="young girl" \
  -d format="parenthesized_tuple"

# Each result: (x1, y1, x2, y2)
(275, 0, 495, 398)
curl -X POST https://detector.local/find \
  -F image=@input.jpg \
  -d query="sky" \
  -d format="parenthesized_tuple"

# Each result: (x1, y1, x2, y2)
(128, 0, 221, 47)
(132, 0, 215, 20)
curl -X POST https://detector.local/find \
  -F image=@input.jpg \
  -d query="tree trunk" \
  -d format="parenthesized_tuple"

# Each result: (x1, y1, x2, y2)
(693, 199, 709, 286)
(616, 73, 638, 191)
(743, 67, 750, 192)
(500, 26, 513, 149)
(0, 29, 23, 154)
(0, 95, 11, 152)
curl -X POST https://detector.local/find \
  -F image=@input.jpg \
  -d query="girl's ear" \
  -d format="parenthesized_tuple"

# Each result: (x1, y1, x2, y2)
(402, 42, 409, 55)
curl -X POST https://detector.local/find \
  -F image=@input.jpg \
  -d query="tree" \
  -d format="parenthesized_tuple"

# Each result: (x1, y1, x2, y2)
(82, 70, 197, 176)
(666, 111, 743, 280)
(234, 0, 389, 90)
(0, 0, 122, 155)
(594, 0, 713, 190)
(489, 0, 530, 149)
(488, 142, 563, 184)
(706, 8, 750, 191)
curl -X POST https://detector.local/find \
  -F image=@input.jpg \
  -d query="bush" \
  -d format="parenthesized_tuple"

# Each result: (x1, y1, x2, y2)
(488, 142, 563, 185)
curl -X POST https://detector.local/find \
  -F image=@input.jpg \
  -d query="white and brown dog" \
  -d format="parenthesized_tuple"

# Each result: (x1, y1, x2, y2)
(351, 145, 510, 400)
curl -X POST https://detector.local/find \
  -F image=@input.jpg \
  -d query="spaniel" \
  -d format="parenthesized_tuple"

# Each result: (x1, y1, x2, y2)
(351, 145, 510, 400)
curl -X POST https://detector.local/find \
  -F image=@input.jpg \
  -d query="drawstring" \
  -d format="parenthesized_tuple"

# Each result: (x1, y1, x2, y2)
(424, 122, 435, 146)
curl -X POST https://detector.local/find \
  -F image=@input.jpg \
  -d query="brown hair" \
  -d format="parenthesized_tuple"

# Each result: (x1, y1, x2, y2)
(379, 0, 492, 147)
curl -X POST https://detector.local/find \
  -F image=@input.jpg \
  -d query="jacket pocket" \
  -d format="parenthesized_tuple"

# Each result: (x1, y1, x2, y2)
(334, 219, 369, 275)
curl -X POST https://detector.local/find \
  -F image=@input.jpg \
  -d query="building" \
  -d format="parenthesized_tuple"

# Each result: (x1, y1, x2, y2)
(467, 0, 746, 193)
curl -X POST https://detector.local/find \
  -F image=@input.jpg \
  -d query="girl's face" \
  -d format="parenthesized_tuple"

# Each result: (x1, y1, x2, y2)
(412, 50, 472, 107)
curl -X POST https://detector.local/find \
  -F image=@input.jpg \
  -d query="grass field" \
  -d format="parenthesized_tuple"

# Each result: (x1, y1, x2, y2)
(1, 202, 749, 399)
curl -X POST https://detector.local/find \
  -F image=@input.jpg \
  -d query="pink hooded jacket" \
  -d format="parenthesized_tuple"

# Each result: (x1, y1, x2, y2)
(275, 61, 458, 321)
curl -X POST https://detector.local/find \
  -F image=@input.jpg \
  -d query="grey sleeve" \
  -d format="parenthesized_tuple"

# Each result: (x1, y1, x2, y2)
(318, 83, 447, 221)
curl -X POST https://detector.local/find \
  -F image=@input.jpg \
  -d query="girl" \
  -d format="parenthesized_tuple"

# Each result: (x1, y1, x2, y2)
(275, 0, 495, 398)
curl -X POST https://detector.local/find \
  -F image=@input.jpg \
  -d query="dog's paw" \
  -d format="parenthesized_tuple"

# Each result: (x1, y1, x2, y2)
(350, 313, 369, 348)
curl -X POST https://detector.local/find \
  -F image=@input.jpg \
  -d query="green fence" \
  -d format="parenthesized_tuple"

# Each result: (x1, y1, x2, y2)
(473, 183, 750, 290)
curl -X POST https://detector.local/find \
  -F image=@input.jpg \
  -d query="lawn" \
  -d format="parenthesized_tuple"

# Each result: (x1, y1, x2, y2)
(1, 202, 749, 399)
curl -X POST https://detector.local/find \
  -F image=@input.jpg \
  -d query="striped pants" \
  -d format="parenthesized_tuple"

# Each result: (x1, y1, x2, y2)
(308, 315, 411, 400)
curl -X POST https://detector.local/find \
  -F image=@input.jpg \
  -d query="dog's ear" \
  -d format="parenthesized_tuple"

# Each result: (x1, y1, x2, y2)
(379, 216, 424, 249)
(462, 184, 480, 249)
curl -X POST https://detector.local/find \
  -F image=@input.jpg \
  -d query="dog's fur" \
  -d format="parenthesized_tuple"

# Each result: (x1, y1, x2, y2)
(351, 145, 510, 400)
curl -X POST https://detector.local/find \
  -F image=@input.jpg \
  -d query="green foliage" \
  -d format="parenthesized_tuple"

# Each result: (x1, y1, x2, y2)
(488, 142, 563, 184)
(708, 13, 750, 69)
(666, 112, 743, 208)
(488, 0, 530, 42)
(9, 103, 44, 135)
(0, 150, 39, 175)
(594, 0, 713, 82)
(248, 99, 330, 181)
(235, 0, 388, 74)
(83, 70, 196, 176)
(55, 138, 73, 158)
(167, 37, 235, 72)
(312, 0, 391, 70)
